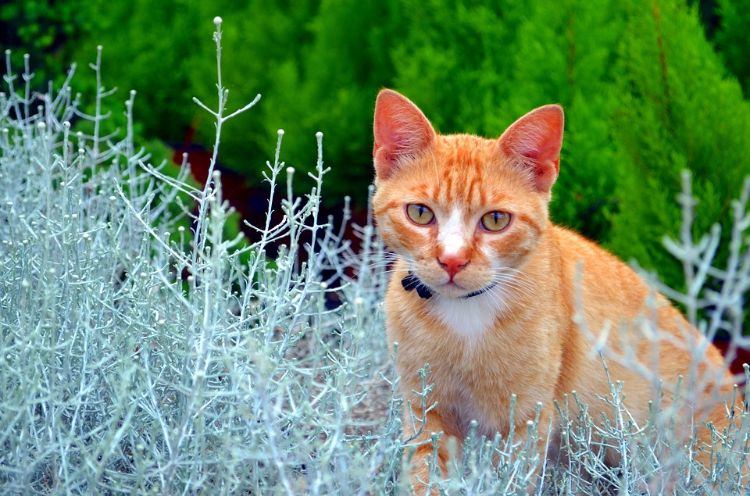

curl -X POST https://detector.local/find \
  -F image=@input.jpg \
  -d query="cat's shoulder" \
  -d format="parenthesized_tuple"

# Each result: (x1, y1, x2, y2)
(548, 224, 648, 293)
(550, 224, 624, 263)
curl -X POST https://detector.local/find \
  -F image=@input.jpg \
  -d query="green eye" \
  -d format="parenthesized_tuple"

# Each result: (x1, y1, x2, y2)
(406, 203, 435, 225)
(481, 211, 511, 232)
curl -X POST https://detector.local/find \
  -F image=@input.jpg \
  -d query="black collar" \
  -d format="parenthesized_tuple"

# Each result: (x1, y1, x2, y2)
(401, 271, 496, 300)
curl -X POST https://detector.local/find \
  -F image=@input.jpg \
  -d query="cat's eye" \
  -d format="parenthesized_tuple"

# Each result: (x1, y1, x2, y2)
(480, 211, 511, 232)
(406, 203, 435, 226)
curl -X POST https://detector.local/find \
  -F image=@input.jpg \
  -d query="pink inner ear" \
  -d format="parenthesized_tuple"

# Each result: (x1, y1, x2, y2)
(373, 90, 435, 178)
(499, 105, 564, 193)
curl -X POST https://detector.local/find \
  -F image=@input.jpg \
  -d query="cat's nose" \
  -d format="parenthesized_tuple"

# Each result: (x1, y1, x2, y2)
(437, 255, 469, 279)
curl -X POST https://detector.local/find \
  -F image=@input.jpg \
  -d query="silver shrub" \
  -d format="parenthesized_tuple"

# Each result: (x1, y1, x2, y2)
(1, 18, 749, 495)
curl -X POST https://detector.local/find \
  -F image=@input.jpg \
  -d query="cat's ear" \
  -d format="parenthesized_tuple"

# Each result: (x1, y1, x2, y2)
(373, 89, 436, 179)
(498, 105, 564, 193)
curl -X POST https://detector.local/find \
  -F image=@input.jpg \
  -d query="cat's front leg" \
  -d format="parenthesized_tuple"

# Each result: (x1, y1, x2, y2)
(506, 406, 556, 493)
(401, 403, 459, 495)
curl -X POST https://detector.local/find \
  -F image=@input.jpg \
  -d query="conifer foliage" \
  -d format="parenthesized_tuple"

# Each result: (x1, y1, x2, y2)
(3, 1, 750, 302)
(714, 0, 750, 97)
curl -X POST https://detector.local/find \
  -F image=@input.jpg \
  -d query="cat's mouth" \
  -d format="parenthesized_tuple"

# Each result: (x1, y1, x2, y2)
(402, 271, 496, 300)
(439, 281, 473, 299)
(442, 281, 498, 299)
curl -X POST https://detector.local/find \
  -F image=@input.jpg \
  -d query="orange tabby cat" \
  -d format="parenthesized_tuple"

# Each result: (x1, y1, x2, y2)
(371, 89, 737, 491)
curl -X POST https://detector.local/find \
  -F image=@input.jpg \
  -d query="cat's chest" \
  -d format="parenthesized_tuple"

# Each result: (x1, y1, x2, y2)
(414, 355, 553, 442)
(387, 288, 558, 435)
(423, 294, 501, 343)
(429, 355, 552, 439)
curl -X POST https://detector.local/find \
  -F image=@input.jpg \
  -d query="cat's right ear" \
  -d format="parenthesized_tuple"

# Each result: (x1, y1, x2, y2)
(373, 89, 435, 179)
(498, 104, 564, 193)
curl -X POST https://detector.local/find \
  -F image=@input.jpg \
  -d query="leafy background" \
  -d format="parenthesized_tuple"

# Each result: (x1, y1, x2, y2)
(2, 0, 749, 294)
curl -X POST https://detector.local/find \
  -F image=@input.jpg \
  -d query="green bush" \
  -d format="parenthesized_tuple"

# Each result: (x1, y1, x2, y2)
(0, 0, 90, 84)
(70, 0, 209, 144)
(5, 0, 750, 295)
(714, 0, 750, 96)
(608, 0, 750, 289)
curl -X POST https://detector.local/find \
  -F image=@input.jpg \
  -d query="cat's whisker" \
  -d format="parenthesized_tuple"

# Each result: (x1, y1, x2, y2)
(489, 270, 536, 296)
(376, 269, 407, 276)
(488, 271, 535, 295)
(364, 262, 399, 269)
(495, 279, 535, 298)
(486, 284, 514, 314)
(482, 277, 535, 311)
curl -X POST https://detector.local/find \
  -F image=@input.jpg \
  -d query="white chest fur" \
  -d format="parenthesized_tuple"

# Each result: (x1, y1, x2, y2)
(425, 292, 502, 344)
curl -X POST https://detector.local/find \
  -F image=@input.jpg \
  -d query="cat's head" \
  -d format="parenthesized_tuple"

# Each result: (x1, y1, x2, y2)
(372, 89, 563, 299)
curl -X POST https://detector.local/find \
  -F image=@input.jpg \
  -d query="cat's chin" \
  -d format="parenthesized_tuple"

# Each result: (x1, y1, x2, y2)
(409, 270, 495, 299)
(434, 281, 494, 299)
(437, 282, 469, 298)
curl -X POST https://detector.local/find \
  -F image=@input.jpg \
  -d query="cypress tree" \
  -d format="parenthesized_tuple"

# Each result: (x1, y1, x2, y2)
(391, 0, 526, 135)
(608, 0, 750, 290)
(249, 0, 401, 202)
(714, 0, 750, 96)
(499, 0, 628, 240)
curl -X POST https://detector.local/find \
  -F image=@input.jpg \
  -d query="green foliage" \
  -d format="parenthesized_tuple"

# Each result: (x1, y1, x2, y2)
(4, 0, 750, 295)
(608, 0, 750, 288)
(503, 0, 627, 241)
(392, 1, 526, 135)
(0, 0, 90, 83)
(212, 0, 396, 201)
(714, 0, 750, 96)
(70, 0, 210, 143)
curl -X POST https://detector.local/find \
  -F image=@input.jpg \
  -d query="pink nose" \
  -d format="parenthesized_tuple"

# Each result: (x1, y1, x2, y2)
(437, 255, 469, 279)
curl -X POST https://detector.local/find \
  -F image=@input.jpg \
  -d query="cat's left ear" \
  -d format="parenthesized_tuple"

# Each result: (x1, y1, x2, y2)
(498, 105, 564, 193)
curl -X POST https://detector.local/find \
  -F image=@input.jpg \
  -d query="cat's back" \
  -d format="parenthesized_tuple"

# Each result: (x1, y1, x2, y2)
(548, 223, 727, 393)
